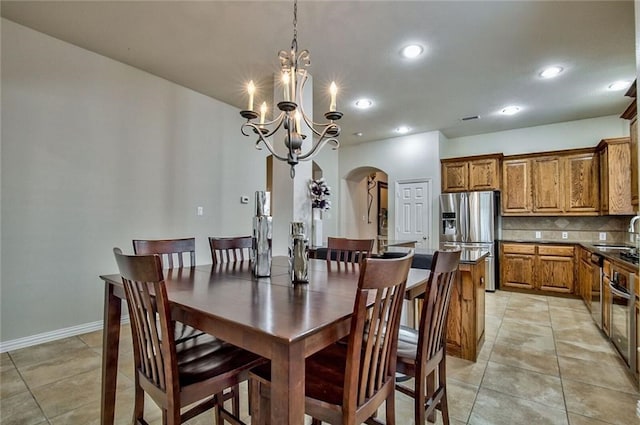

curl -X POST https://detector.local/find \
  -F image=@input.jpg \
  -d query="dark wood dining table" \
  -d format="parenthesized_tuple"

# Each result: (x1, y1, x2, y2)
(99, 256, 429, 425)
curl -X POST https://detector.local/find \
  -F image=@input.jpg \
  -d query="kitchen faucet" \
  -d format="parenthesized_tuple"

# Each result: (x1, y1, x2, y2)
(629, 215, 640, 233)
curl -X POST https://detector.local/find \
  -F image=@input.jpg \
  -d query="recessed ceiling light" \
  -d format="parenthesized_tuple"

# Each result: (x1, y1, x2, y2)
(354, 132, 363, 137)
(539, 66, 563, 79)
(608, 80, 631, 91)
(395, 126, 411, 134)
(500, 106, 521, 116)
(354, 98, 374, 109)
(400, 44, 423, 59)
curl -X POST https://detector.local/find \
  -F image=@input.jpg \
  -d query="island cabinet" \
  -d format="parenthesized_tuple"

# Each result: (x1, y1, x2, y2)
(501, 149, 599, 216)
(598, 137, 634, 215)
(441, 154, 502, 193)
(446, 257, 486, 361)
(500, 243, 575, 295)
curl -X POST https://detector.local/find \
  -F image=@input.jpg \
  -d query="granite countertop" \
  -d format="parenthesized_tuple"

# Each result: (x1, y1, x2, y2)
(500, 239, 638, 269)
(385, 246, 489, 266)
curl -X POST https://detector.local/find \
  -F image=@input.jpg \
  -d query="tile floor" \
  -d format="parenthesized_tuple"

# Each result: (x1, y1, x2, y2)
(1, 291, 639, 425)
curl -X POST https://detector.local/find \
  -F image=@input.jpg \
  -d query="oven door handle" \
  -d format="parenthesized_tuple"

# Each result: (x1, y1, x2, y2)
(608, 282, 631, 300)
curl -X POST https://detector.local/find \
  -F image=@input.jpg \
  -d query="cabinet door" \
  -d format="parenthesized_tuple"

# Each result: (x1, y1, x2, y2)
(532, 156, 564, 213)
(442, 162, 468, 192)
(604, 141, 633, 214)
(565, 153, 599, 214)
(636, 299, 639, 377)
(501, 254, 535, 289)
(630, 117, 638, 207)
(579, 258, 593, 311)
(502, 159, 531, 214)
(536, 255, 574, 293)
(469, 158, 499, 191)
(600, 148, 609, 212)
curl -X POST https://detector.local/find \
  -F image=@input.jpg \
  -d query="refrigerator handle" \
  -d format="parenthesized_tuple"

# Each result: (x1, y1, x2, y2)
(461, 192, 469, 243)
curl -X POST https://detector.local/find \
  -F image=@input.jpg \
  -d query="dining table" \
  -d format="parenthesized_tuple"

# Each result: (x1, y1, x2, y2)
(99, 255, 429, 425)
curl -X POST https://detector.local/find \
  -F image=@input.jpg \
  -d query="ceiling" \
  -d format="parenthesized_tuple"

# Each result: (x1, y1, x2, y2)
(1, 1, 636, 146)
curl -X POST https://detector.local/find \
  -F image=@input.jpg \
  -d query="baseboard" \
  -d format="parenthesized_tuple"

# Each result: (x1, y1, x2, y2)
(0, 315, 129, 353)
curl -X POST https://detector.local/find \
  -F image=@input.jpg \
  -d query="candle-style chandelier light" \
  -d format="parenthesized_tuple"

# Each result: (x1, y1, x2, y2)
(240, 0, 342, 178)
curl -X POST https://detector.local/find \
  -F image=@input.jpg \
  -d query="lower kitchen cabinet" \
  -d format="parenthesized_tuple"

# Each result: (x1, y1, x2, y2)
(636, 298, 639, 380)
(500, 243, 575, 295)
(602, 271, 611, 337)
(578, 247, 594, 310)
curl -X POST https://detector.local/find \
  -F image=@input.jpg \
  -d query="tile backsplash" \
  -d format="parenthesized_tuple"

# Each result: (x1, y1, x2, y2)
(501, 216, 634, 244)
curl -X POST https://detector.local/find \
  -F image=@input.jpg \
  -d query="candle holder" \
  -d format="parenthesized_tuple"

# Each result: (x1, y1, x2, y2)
(289, 222, 309, 284)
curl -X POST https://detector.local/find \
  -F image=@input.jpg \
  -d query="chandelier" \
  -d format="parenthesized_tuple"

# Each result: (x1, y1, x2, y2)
(240, 0, 342, 178)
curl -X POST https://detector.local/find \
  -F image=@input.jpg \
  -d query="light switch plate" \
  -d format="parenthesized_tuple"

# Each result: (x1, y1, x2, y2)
(535, 231, 542, 239)
(562, 232, 568, 239)
(599, 232, 607, 241)
(196, 206, 204, 216)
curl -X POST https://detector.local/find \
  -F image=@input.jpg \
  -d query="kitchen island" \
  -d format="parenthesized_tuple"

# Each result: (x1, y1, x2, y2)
(385, 246, 489, 361)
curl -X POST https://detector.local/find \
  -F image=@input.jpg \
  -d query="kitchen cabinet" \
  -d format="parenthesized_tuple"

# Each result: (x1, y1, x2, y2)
(441, 154, 501, 193)
(502, 158, 532, 214)
(598, 137, 634, 215)
(578, 246, 594, 311)
(620, 80, 637, 207)
(536, 245, 575, 294)
(500, 243, 535, 290)
(532, 156, 563, 214)
(565, 153, 600, 214)
(501, 149, 599, 216)
(635, 299, 639, 379)
(446, 257, 486, 361)
(500, 243, 575, 295)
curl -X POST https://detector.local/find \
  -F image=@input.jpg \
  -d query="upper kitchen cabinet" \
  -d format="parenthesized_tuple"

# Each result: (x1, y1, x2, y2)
(502, 158, 532, 214)
(441, 154, 502, 193)
(620, 80, 637, 208)
(501, 149, 599, 216)
(598, 137, 634, 215)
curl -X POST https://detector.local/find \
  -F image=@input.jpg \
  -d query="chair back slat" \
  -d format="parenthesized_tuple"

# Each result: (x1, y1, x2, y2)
(114, 248, 178, 394)
(132, 238, 196, 268)
(344, 251, 413, 411)
(417, 250, 461, 363)
(209, 236, 252, 264)
(326, 237, 374, 270)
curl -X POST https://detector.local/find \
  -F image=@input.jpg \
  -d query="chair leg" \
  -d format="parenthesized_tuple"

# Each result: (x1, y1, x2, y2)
(415, 370, 426, 425)
(426, 370, 436, 423)
(385, 392, 396, 425)
(439, 360, 450, 425)
(232, 384, 241, 418)
(133, 380, 144, 423)
(215, 391, 225, 425)
(249, 379, 261, 425)
(311, 419, 322, 425)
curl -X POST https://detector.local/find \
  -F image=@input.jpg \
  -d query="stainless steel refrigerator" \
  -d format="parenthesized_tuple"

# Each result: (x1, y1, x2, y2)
(439, 191, 500, 291)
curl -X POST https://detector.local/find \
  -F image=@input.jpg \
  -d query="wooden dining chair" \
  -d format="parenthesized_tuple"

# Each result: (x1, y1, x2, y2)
(113, 248, 265, 425)
(133, 238, 203, 341)
(249, 251, 414, 425)
(133, 237, 196, 268)
(326, 237, 374, 269)
(209, 236, 252, 264)
(395, 249, 461, 425)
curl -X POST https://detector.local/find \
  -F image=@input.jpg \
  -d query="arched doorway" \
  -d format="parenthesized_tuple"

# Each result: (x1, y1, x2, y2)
(342, 166, 388, 252)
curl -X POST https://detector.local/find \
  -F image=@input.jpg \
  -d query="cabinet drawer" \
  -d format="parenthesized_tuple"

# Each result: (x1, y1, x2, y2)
(538, 245, 574, 257)
(502, 243, 535, 255)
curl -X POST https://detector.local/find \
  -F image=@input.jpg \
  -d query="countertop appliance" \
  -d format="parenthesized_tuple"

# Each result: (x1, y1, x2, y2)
(439, 191, 499, 291)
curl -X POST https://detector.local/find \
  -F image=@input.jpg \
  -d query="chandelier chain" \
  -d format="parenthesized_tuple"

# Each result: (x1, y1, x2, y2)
(292, 0, 298, 52)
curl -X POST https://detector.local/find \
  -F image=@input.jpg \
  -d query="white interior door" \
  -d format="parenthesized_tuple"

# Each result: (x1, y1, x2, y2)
(395, 180, 432, 249)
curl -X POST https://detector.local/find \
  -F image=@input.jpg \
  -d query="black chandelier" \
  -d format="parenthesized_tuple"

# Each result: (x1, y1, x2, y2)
(240, 0, 342, 178)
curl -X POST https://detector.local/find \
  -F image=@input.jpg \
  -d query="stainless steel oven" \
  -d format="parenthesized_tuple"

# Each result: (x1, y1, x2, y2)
(607, 269, 636, 369)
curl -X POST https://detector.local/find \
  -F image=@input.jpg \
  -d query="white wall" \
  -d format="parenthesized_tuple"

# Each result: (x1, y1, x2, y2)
(441, 115, 628, 158)
(339, 131, 442, 248)
(1, 20, 268, 342)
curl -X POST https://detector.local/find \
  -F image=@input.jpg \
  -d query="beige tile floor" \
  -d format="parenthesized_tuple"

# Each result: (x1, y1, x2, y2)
(1, 291, 639, 425)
